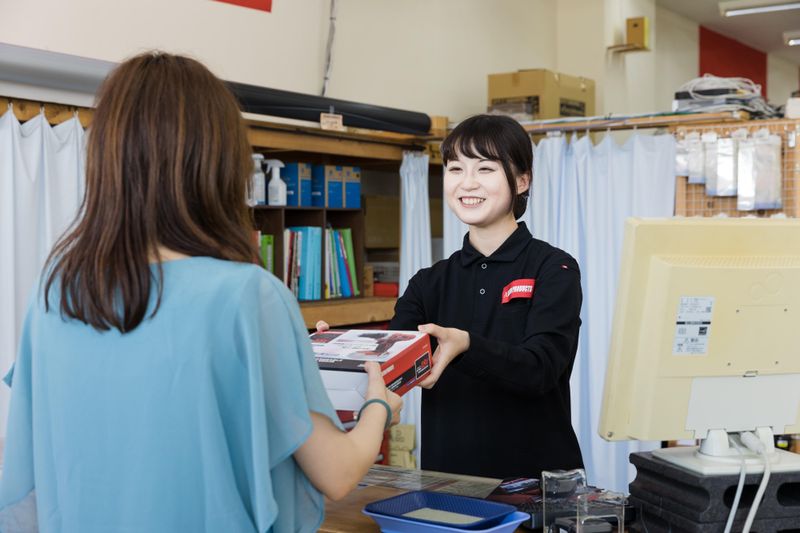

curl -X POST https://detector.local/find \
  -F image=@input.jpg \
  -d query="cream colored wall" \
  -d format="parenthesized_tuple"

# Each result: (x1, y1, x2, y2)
(1, 0, 557, 121)
(767, 54, 799, 106)
(654, 6, 698, 112)
(0, 0, 329, 94)
(329, 0, 557, 120)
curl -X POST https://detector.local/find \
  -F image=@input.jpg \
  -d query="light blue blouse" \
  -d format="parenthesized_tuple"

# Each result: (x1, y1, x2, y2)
(0, 257, 341, 533)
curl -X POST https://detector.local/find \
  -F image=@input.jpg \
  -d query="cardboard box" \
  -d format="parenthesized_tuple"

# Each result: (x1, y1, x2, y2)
(627, 16, 649, 50)
(311, 329, 432, 411)
(343, 166, 361, 208)
(283, 163, 312, 207)
(312, 165, 343, 208)
(487, 69, 595, 121)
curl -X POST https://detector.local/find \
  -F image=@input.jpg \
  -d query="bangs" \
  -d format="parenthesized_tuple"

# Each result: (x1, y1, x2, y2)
(441, 117, 505, 164)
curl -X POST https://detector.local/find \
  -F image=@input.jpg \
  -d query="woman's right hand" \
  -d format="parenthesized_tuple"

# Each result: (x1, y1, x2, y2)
(363, 361, 402, 426)
(315, 320, 329, 332)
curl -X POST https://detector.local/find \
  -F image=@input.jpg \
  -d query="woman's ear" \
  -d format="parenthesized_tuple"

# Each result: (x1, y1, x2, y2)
(516, 172, 531, 195)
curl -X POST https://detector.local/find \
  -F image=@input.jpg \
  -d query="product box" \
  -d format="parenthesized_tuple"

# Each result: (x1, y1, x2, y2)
(283, 163, 312, 207)
(312, 165, 343, 208)
(343, 166, 361, 208)
(487, 69, 595, 121)
(311, 329, 432, 411)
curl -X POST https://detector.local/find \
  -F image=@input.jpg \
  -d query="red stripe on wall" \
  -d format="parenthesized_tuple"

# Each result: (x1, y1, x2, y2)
(699, 26, 766, 96)
(214, 0, 272, 12)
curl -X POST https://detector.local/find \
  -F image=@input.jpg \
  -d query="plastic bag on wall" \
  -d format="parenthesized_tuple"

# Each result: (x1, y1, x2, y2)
(711, 129, 746, 197)
(675, 138, 688, 176)
(702, 132, 718, 194)
(686, 132, 704, 184)
(754, 129, 782, 210)
(738, 129, 782, 211)
(737, 136, 756, 211)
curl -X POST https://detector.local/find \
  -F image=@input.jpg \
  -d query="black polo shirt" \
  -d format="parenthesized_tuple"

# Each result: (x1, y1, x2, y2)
(389, 222, 584, 479)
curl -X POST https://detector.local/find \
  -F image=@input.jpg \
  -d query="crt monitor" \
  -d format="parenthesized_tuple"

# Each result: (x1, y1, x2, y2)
(598, 218, 800, 475)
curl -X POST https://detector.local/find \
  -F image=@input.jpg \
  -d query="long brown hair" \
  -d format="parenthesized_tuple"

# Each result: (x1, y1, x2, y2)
(45, 52, 255, 333)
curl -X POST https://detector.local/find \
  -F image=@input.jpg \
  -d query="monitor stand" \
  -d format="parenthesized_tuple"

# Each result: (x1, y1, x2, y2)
(652, 428, 800, 475)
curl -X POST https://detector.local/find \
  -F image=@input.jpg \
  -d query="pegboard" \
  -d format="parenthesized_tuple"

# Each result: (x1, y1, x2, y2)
(672, 119, 800, 218)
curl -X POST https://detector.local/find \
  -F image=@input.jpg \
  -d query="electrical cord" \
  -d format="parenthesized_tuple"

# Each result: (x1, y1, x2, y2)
(722, 436, 747, 533)
(740, 431, 772, 533)
(321, 0, 337, 97)
(676, 74, 779, 117)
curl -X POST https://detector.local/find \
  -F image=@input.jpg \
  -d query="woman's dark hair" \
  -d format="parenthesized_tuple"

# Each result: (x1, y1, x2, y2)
(440, 114, 532, 219)
(44, 52, 255, 333)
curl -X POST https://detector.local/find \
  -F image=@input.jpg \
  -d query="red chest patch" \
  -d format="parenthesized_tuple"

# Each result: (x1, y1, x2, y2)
(501, 278, 536, 304)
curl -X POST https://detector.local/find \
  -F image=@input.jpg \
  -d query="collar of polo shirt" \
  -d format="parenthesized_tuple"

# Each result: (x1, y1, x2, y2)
(460, 222, 532, 266)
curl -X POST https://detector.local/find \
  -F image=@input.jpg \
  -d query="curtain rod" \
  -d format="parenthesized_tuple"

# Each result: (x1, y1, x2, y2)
(521, 110, 750, 134)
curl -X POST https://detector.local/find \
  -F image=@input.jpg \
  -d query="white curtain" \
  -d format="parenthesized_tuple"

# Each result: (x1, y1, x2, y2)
(399, 150, 432, 466)
(532, 132, 676, 493)
(0, 108, 85, 440)
(442, 188, 468, 259)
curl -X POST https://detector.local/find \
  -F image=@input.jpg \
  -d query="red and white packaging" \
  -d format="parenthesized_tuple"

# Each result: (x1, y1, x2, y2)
(310, 329, 432, 411)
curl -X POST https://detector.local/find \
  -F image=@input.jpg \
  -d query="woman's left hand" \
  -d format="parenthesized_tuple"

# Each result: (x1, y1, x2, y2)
(417, 323, 470, 389)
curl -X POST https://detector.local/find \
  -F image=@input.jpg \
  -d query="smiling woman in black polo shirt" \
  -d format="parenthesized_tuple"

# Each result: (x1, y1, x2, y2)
(318, 114, 584, 480)
(390, 114, 584, 479)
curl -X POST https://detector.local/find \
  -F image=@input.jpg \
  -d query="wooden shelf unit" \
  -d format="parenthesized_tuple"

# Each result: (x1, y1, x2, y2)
(247, 118, 431, 326)
(252, 206, 366, 305)
(1, 95, 429, 327)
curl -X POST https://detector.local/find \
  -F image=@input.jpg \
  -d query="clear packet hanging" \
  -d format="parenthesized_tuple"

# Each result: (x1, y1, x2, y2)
(686, 132, 704, 184)
(754, 129, 782, 210)
(675, 137, 689, 176)
(702, 132, 718, 195)
(712, 129, 747, 197)
(737, 133, 756, 211)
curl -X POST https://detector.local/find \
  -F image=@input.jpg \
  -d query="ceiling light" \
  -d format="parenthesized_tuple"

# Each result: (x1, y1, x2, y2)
(719, 0, 800, 16)
(785, 30, 800, 45)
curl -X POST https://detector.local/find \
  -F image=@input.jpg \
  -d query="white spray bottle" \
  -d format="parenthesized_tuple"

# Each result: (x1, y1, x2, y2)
(250, 153, 266, 206)
(265, 159, 287, 206)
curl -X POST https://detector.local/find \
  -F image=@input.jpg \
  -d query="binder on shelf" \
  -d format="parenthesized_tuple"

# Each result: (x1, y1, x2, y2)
(312, 165, 343, 208)
(343, 166, 361, 208)
(284, 163, 313, 207)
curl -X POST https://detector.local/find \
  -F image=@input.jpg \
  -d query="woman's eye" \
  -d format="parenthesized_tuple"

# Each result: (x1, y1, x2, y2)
(478, 166, 494, 173)
(448, 166, 463, 172)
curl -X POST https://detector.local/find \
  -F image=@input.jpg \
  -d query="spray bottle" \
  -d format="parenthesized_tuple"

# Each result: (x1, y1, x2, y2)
(265, 159, 287, 206)
(250, 153, 266, 206)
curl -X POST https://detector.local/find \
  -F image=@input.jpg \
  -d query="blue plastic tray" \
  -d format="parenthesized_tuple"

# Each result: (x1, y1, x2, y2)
(363, 509, 529, 533)
(364, 491, 517, 530)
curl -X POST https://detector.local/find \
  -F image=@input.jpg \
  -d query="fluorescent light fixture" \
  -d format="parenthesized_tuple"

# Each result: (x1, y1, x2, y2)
(719, 0, 800, 16)
(785, 30, 800, 45)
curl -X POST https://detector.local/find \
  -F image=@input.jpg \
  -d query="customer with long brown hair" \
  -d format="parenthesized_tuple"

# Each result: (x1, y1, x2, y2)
(0, 52, 401, 533)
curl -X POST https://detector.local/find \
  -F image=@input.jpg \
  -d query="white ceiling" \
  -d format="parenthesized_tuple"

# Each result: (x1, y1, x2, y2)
(656, 0, 800, 64)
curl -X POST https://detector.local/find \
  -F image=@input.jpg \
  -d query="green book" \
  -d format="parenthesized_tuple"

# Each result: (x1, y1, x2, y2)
(340, 228, 360, 296)
(260, 234, 274, 273)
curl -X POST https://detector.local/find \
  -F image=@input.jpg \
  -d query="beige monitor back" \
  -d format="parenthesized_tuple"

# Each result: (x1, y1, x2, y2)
(599, 218, 800, 442)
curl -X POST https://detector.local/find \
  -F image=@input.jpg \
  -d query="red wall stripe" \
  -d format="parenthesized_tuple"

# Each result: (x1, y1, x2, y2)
(699, 26, 767, 96)
(214, 0, 272, 13)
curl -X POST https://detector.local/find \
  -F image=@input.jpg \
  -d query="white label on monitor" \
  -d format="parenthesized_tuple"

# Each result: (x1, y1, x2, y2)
(673, 296, 714, 355)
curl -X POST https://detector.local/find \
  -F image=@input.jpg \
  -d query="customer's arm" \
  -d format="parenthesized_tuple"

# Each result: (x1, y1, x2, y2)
(294, 362, 402, 501)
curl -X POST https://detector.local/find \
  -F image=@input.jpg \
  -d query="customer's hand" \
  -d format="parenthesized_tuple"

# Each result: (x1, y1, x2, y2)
(364, 361, 402, 426)
(417, 323, 470, 389)
(315, 320, 329, 332)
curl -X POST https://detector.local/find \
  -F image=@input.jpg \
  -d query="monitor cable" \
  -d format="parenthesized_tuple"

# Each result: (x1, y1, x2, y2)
(722, 436, 746, 533)
(740, 431, 772, 533)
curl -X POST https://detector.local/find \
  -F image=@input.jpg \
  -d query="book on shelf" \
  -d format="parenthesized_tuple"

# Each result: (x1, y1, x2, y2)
(324, 227, 359, 299)
(259, 234, 274, 273)
(285, 226, 322, 300)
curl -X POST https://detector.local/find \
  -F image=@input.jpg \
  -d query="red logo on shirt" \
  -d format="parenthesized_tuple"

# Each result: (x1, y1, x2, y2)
(501, 279, 535, 304)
